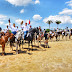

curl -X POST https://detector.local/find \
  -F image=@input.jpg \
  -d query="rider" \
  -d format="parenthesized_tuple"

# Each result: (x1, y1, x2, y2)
(57, 28, 60, 34)
(21, 23, 29, 38)
(5, 25, 9, 33)
(17, 26, 19, 32)
(39, 26, 43, 36)
(9, 23, 17, 35)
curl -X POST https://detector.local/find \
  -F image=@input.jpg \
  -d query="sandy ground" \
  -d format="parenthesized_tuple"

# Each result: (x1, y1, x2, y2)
(0, 36, 72, 72)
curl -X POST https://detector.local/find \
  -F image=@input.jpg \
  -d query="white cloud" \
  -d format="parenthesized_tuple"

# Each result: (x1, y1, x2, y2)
(15, 19, 24, 24)
(66, 0, 72, 7)
(0, 15, 7, 21)
(33, 14, 42, 21)
(15, 19, 30, 24)
(6, 0, 34, 6)
(35, 0, 40, 4)
(0, 21, 4, 25)
(20, 9, 24, 13)
(43, 15, 72, 24)
(0, 14, 7, 25)
(59, 8, 72, 15)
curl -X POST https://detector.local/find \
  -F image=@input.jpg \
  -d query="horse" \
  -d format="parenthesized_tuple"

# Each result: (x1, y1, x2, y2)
(9, 30, 24, 54)
(69, 29, 72, 39)
(49, 32, 55, 42)
(62, 31, 69, 40)
(0, 32, 12, 55)
(44, 31, 50, 48)
(55, 32, 61, 41)
(22, 27, 39, 50)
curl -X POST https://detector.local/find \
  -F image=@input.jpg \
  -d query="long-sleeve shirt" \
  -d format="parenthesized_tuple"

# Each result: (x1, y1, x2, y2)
(9, 25, 17, 32)
(21, 25, 29, 31)
(5, 28, 9, 32)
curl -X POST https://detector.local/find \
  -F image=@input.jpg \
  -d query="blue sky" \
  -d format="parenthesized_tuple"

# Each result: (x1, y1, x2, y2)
(0, 0, 72, 30)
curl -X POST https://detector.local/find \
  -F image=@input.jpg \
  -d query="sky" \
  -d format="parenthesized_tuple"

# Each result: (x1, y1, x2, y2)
(0, 0, 72, 30)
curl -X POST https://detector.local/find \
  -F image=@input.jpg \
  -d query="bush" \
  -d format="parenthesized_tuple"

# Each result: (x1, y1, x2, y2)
(46, 29, 50, 32)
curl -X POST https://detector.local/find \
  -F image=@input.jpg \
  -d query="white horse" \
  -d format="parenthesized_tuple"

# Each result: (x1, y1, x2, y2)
(10, 30, 24, 54)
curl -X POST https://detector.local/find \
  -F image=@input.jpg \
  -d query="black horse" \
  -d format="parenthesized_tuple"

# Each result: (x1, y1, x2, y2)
(22, 27, 39, 50)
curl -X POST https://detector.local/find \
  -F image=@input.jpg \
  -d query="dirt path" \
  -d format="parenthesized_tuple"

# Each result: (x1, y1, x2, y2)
(0, 37, 72, 72)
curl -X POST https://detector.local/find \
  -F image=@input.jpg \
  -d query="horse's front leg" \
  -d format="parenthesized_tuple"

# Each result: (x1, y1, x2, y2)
(69, 35, 71, 39)
(19, 41, 21, 51)
(22, 40, 24, 49)
(59, 35, 60, 41)
(2, 44, 5, 56)
(16, 42, 18, 54)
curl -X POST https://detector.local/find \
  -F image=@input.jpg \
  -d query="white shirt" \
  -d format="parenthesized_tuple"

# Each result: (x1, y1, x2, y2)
(49, 31, 52, 34)
(21, 25, 29, 31)
(9, 25, 17, 32)
(5, 28, 9, 32)
(17, 28, 19, 32)
(57, 29, 59, 32)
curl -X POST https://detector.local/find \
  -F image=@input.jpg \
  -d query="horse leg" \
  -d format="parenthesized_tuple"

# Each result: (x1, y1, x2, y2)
(22, 40, 24, 49)
(56, 36, 57, 41)
(19, 41, 21, 51)
(2, 44, 5, 56)
(16, 42, 18, 54)
(59, 35, 60, 41)
(62, 35, 63, 39)
(31, 41, 33, 51)
(66, 36, 67, 41)
(28, 41, 30, 51)
(69, 35, 71, 39)
(10, 42, 13, 51)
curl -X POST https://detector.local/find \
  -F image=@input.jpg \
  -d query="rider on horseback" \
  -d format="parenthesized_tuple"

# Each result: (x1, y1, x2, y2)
(21, 23, 29, 38)
(9, 23, 17, 35)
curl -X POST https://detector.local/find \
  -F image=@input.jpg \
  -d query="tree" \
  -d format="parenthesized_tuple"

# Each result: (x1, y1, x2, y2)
(46, 20, 53, 29)
(55, 20, 61, 28)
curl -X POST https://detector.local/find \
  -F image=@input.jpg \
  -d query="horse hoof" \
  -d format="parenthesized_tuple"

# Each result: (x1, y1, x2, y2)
(32, 49, 33, 51)
(38, 46, 39, 48)
(48, 46, 50, 48)
(1, 54, 4, 56)
(28, 49, 30, 51)
(16, 52, 18, 54)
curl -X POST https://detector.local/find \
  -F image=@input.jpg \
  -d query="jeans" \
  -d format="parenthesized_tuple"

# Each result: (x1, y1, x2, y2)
(24, 31, 28, 38)
(12, 31, 17, 35)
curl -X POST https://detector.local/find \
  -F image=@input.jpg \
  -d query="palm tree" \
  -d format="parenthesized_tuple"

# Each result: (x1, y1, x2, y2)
(55, 20, 61, 28)
(46, 20, 53, 29)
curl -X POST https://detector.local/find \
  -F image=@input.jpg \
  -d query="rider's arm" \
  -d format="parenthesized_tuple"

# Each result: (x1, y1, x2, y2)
(9, 25, 13, 29)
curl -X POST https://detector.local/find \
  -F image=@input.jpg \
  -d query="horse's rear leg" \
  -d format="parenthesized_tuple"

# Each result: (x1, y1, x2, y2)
(31, 41, 33, 51)
(2, 44, 5, 56)
(10, 42, 13, 51)
(69, 35, 71, 39)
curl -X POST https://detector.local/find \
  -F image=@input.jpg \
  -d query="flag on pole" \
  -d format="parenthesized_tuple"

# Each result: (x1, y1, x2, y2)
(29, 20, 30, 24)
(8, 18, 10, 23)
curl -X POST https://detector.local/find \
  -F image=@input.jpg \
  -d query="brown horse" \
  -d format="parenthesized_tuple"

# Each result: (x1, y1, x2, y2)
(0, 32, 13, 55)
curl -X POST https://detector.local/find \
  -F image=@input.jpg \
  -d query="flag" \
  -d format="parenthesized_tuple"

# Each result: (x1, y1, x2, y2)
(29, 20, 30, 24)
(8, 18, 10, 23)
(21, 21, 23, 25)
